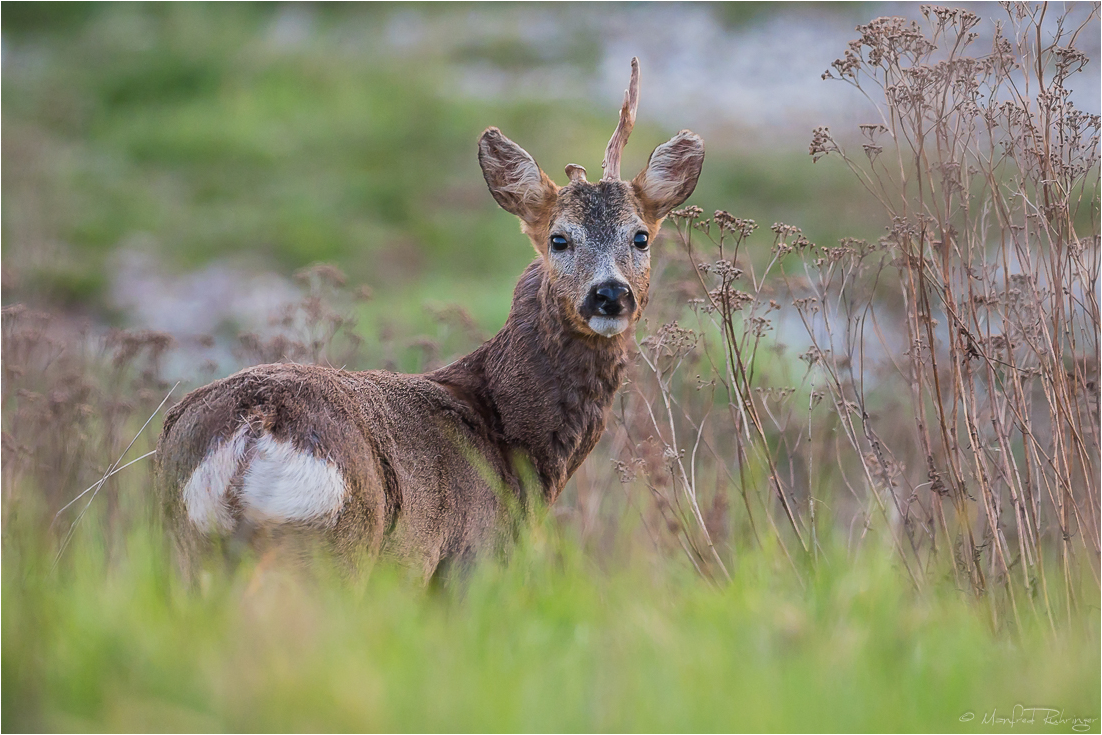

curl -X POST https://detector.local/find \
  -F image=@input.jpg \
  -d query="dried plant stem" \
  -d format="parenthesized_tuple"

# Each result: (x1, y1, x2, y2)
(52, 382, 179, 569)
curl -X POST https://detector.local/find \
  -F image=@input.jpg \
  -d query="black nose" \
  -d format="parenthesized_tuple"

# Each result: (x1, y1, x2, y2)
(589, 281, 632, 316)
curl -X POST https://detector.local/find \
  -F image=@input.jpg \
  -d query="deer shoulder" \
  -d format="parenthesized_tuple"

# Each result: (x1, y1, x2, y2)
(155, 58, 704, 580)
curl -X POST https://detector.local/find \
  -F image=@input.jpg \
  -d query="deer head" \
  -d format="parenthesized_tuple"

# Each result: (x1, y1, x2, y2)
(477, 58, 704, 339)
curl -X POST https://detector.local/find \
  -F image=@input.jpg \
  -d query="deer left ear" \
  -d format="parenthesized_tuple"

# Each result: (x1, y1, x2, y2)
(478, 127, 559, 229)
(631, 130, 704, 220)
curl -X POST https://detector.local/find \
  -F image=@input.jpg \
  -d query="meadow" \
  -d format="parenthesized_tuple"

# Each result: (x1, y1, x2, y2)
(3, 3, 1100, 732)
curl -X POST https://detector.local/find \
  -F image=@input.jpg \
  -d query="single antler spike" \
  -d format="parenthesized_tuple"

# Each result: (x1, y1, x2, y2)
(564, 164, 588, 183)
(601, 57, 640, 182)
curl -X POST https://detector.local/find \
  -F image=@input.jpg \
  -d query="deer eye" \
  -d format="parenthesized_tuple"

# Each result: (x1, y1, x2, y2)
(633, 231, 649, 250)
(550, 235, 569, 252)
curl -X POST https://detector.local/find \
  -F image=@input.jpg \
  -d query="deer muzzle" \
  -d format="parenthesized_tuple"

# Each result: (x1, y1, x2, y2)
(582, 279, 635, 337)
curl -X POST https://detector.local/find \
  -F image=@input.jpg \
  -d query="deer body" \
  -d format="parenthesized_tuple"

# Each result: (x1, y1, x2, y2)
(156, 60, 703, 578)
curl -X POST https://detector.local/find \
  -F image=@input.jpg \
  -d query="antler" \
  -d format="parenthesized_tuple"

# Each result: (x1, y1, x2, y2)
(601, 57, 640, 181)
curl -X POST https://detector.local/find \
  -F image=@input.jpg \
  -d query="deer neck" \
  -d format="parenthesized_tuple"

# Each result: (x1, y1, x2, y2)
(430, 259, 630, 504)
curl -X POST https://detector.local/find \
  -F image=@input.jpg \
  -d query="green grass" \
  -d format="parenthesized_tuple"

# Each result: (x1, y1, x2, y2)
(4, 488, 1099, 733)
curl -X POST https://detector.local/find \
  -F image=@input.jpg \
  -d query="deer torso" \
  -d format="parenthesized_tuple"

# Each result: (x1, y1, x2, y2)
(157, 260, 631, 577)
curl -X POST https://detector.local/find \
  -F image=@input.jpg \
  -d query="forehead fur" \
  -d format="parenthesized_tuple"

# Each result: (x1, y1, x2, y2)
(552, 180, 645, 234)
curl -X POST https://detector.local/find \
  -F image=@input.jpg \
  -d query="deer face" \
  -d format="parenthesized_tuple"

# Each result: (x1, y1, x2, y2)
(478, 127, 704, 339)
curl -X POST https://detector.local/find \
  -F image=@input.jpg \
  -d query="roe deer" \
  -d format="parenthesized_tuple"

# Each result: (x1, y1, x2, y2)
(155, 58, 704, 579)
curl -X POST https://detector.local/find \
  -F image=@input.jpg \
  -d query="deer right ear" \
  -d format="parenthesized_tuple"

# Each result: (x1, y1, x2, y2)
(631, 130, 705, 220)
(478, 127, 558, 228)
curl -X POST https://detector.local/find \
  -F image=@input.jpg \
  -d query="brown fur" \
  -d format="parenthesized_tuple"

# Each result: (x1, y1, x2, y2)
(156, 120, 704, 581)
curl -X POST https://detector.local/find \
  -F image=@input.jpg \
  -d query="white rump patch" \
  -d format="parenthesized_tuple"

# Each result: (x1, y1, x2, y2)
(183, 426, 249, 534)
(182, 428, 347, 534)
(239, 434, 346, 526)
(588, 315, 630, 337)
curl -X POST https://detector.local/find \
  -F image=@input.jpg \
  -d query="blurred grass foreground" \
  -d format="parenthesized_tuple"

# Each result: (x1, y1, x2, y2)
(3, 3, 1101, 732)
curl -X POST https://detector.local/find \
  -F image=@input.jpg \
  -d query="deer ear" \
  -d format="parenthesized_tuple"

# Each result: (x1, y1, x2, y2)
(631, 130, 704, 220)
(478, 127, 558, 227)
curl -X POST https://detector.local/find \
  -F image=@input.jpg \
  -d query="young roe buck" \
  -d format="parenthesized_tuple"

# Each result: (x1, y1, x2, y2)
(156, 58, 704, 578)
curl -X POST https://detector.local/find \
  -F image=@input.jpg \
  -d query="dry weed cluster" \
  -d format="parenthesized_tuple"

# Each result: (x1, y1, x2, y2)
(613, 4, 1099, 625)
(2, 305, 174, 541)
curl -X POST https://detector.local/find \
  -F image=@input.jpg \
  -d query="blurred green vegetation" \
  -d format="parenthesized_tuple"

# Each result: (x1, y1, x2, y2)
(4, 484, 1099, 732)
(2, 2, 875, 333)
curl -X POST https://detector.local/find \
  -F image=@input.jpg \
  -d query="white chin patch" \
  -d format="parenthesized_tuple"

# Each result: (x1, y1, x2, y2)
(588, 315, 630, 337)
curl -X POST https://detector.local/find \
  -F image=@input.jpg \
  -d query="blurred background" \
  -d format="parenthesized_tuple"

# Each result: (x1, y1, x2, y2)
(5, 2, 1098, 375)
(0, 1, 970, 375)
(4, 6, 1100, 730)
